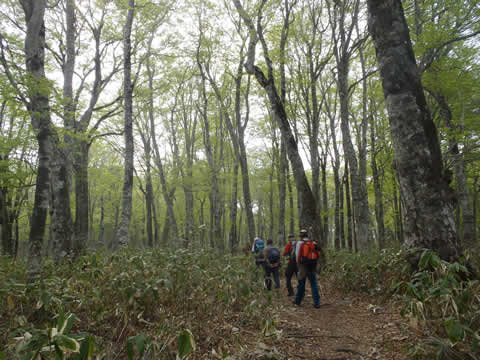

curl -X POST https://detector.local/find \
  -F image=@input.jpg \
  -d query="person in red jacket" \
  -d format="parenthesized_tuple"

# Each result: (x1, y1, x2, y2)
(293, 229, 321, 308)
(283, 234, 298, 296)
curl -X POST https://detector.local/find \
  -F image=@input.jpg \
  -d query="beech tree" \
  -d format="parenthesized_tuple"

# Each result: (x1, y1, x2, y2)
(367, 0, 461, 263)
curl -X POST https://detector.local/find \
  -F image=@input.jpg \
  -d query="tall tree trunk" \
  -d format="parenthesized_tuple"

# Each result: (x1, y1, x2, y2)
(329, 0, 370, 250)
(115, 0, 135, 248)
(21, 0, 52, 277)
(63, 0, 75, 194)
(367, 0, 461, 263)
(234, 0, 323, 253)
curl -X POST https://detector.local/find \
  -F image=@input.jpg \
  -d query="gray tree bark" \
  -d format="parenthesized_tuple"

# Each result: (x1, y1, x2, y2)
(20, 0, 54, 276)
(115, 0, 135, 248)
(367, 0, 461, 263)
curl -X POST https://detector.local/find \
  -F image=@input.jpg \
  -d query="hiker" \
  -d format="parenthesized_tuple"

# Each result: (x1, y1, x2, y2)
(293, 229, 321, 308)
(251, 237, 266, 267)
(283, 234, 298, 296)
(263, 239, 281, 290)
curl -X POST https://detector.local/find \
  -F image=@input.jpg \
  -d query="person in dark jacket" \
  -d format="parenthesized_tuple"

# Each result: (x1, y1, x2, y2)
(263, 239, 281, 290)
(282, 234, 298, 296)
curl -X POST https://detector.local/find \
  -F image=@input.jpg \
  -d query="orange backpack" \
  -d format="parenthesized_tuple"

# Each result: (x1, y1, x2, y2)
(299, 240, 319, 265)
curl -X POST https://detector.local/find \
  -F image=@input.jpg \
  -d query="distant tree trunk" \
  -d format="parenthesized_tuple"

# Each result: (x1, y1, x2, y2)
(229, 162, 239, 252)
(207, 45, 253, 246)
(287, 162, 295, 235)
(370, 110, 385, 249)
(367, 0, 461, 263)
(199, 196, 206, 248)
(151, 145, 178, 244)
(0, 188, 14, 256)
(144, 152, 154, 248)
(74, 140, 89, 252)
(392, 176, 403, 244)
(436, 94, 475, 249)
(333, 166, 341, 249)
(238, 80, 256, 244)
(197, 58, 222, 249)
(97, 195, 105, 248)
(344, 160, 353, 250)
(269, 150, 275, 241)
(115, 0, 135, 248)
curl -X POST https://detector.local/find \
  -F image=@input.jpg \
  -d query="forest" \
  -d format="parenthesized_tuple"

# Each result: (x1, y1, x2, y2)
(0, 0, 479, 359)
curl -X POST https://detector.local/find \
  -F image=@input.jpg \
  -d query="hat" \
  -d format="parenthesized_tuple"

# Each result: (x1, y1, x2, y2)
(287, 234, 295, 238)
(299, 229, 308, 238)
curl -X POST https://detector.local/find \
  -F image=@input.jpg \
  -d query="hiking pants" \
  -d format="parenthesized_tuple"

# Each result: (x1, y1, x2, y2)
(285, 262, 298, 295)
(295, 264, 320, 306)
(264, 265, 280, 290)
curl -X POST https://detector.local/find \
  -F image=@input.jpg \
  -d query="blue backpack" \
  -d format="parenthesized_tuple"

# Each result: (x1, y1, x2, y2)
(267, 247, 281, 264)
(253, 238, 265, 253)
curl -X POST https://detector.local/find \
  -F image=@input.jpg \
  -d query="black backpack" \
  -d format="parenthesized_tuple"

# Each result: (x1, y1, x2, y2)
(267, 247, 280, 264)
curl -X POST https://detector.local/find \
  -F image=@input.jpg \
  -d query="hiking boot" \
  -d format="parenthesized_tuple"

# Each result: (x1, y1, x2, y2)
(313, 303, 321, 309)
(287, 292, 294, 297)
(292, 300, 301, 306)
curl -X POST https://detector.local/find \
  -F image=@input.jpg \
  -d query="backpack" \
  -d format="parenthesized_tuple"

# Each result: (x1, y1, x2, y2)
(267, 247, 281, 265)
(288, 241, 297, 262)
(299, 239, 319, 265)
(254, 238, 265, 253)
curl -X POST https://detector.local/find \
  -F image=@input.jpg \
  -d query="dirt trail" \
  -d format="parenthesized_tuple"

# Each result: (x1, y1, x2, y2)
(250, 280, 418, 360)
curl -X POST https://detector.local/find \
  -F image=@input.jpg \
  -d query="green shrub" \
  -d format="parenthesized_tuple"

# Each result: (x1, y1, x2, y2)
(0, 249, 275, 359)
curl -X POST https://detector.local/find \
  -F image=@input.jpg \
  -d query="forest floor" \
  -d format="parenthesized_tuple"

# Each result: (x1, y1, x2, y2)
(223, 277, 421, 360)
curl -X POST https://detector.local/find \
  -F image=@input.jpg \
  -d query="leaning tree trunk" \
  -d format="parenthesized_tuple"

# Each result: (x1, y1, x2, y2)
(367, 0, 461, 263)
(115, 0, 135, 248)
(233, 0, 323, 254)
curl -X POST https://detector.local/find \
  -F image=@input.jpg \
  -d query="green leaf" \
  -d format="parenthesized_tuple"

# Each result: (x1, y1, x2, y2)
(419, 250, 432, 270)
(444, 318, 464, 344)
(177, 329, 195, 359)
(60, 313, 77, 335)
(77, 335, 95, 360)
(55, 334, 80, 352)
(126, 339, 134, 360)
(135, 333, 150, 356)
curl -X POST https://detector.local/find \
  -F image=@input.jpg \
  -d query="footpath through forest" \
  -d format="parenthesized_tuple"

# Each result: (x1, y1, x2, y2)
(229, 279, 419, 360)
